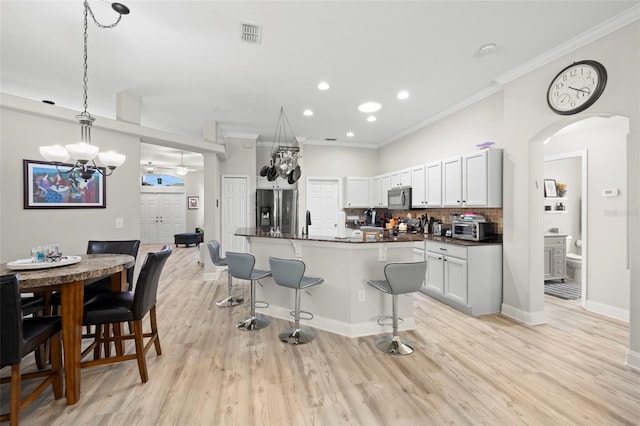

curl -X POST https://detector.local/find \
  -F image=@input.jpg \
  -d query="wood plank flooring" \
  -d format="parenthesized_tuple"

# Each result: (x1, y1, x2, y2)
(2, 244, 639, 425)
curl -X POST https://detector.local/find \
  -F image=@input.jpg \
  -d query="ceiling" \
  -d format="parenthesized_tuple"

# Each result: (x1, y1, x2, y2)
(2, 1, 639, 171)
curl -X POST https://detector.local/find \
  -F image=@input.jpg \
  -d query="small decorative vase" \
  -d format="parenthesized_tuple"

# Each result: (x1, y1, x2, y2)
(558, 190, 567, 197)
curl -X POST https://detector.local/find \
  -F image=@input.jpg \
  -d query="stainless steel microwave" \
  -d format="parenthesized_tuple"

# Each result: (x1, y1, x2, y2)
(388, 187, 412, 210)
(452, 220, 494, 241)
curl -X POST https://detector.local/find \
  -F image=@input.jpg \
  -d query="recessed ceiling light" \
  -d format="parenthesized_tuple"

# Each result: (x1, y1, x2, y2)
(476, 43, 497, 56)
(397, 91, 409, 100)
(317, 81, 330, 91)
(303, 109, 314, 116)
(366, 115, 376, 122)
(358, 102, 382, 113)
(346, 131, 354, 137)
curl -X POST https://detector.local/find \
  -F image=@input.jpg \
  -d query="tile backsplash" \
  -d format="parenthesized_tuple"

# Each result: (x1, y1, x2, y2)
(344, 207, 503, 234)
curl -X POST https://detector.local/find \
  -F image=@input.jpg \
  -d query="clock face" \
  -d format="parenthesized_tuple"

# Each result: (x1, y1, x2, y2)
(547, 60, 607, 115)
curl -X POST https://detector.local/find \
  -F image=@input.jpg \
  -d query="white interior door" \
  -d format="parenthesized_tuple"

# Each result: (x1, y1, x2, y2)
(307, 178, 340, 237)
(221, 176, 249, 254)
(140, 193, 186, 244)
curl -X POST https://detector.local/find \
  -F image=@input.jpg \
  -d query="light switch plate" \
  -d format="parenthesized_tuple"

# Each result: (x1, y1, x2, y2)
(115, 218, 124, 228)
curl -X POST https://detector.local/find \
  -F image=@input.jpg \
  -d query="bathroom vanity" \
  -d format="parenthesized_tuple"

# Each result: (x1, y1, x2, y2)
(544, 234, 567, 282)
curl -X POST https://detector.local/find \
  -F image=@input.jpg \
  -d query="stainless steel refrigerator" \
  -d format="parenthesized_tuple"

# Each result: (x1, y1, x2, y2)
(256, 189, 298, 234)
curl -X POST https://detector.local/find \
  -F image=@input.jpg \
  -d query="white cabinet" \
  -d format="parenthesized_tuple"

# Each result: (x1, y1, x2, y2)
(343, 177, 370, 208)
(442, 149, 503, 208)
(544, 235, 566, 281)
(257, 176, 297, 189)
(442, 157, 462, 206)
(380, 174, 390, 207)
(370, 175, 382, 207)
(411, 164, 427, 208)
(425, 161, 442, 207)
(423, 240, 502, 315)
(390, 168, 411, 188)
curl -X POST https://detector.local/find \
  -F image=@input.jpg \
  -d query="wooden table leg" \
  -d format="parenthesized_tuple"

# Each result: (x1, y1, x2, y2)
(61, 280, 83, 405)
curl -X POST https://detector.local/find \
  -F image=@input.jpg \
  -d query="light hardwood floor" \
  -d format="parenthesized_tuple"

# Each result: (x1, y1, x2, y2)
(3, 244, 639, 425)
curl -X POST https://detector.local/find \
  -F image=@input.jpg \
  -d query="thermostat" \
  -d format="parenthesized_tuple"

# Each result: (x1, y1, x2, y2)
(602, 188, 619, 197)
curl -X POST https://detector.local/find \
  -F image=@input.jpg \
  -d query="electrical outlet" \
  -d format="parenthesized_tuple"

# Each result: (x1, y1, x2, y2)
(115, 218, 124, 229)
(358, 290, 365, 302)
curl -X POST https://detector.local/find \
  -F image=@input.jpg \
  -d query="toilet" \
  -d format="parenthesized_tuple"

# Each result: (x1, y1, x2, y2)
(565, 235, 582, 283)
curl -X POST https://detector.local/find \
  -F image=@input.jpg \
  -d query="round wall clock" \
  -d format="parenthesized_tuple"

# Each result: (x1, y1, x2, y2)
(546, 60, 607, 115)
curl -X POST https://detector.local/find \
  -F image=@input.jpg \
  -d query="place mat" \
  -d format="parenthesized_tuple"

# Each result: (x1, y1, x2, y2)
(544, 282, 581, 300)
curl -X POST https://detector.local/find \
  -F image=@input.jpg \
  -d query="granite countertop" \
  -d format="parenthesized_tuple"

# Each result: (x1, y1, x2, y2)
(235, 228, 502, 246)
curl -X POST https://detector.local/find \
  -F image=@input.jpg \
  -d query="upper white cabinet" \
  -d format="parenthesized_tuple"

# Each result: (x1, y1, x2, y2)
(380, 174, 390, 207)
(390, 168, 411, 188)
(370, 175, 382, 207)
(411, 165, 427, 208)
(425, 161, 443, 207)
(442, 149, 503, 208)
(343, 177, 370, 208)
(257, 176, 297, 190)
(442, 157, 463, 206)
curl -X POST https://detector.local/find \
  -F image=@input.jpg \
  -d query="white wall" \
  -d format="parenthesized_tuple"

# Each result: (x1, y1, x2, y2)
(0, 109, 141, 261)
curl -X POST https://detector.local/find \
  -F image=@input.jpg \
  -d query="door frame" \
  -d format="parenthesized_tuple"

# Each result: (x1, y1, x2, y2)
(544, 150, 588, 309)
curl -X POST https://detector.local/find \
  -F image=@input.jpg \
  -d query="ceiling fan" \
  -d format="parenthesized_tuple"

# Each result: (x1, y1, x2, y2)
(142, 152, 195, 176)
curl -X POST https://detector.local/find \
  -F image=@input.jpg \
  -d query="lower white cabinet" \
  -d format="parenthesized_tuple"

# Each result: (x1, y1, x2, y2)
(423, 240, 502, 315)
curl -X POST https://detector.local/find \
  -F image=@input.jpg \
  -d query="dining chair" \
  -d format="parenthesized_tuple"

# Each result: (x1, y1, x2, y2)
(1, 274, 63, 426)
(80, 245, 172, 383)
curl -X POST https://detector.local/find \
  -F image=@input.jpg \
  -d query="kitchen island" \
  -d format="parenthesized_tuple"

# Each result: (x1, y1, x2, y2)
(235, 228, 425, 337)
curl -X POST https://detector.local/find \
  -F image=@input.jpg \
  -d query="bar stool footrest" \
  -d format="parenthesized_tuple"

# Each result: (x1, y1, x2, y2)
(377, 315, 404, 327)
(289, 310, 314, 321)
(254, 300, 269, 309)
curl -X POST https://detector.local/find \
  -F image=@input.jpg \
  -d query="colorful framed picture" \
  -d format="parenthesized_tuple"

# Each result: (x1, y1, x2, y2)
(23, 159, 106, 209)
(188, 196, 199, 210)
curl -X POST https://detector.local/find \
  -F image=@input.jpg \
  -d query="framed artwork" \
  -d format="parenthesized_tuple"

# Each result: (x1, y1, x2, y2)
(23, 159, 106, 209)
(544, 179, 558, 198)
(188, 196, 199, 210)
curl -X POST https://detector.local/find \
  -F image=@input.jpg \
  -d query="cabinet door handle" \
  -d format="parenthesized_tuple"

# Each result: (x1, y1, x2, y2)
(439, 248, 447, 251)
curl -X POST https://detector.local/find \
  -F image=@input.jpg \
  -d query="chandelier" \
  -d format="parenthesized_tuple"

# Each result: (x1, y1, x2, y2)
(259, 107, 302, 184)
(39, 1, 130, 181)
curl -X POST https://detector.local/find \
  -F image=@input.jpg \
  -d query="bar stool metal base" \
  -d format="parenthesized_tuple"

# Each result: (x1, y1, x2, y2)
(375, 334, 415, 355)
(279, 327, 315, 345)
(236, 315, 270, 331)
(216, 296, 244, 307)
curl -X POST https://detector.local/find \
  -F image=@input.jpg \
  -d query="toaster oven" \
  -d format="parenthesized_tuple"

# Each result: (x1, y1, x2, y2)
(452, 220, 494, 241)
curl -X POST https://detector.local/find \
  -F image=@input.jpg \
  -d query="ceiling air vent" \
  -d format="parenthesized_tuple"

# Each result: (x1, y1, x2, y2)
(241, 23, 262, 45)
(325, 138, 337, 141)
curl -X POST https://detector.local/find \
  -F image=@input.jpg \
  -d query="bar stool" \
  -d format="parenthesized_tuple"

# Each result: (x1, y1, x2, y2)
(367, 261, 427, 355)
(269, 257, 324, 345)
(207, 240, 244, 307)
(226, 252, 271, 331)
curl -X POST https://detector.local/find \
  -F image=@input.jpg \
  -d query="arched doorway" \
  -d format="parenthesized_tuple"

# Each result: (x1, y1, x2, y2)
(530, 114, 630, 321)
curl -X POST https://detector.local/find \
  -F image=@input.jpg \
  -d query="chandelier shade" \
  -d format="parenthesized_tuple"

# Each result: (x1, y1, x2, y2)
(38, 0, 129, 180)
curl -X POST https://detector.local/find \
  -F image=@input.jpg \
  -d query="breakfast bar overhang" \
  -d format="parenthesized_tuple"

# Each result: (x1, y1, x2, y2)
(235, 228, 425, 338)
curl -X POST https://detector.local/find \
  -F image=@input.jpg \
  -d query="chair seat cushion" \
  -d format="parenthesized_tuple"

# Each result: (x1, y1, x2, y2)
(21, 316, 61, 359)
(367, 279, 392, 294)
(300, 276, 324, 289)
(250, 269, 271, 280)
(83, 291, 135, 325)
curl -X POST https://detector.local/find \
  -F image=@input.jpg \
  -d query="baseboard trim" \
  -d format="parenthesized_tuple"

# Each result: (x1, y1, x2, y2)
(501, 303, 546, 325)
(626, 349, 640, 371)
(585, 300, 629, 322)
(257, 305, 416, 338)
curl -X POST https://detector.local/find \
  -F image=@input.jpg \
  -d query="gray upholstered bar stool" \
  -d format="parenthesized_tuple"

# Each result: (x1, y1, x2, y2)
(207, 240, 244, 307)
(269, 257, 324, 345)
(367, 261, 427, 355)
(226, 252, 271, 331)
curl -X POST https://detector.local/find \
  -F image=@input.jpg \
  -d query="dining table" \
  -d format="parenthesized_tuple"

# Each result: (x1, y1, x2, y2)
(0, 253, 135, 405)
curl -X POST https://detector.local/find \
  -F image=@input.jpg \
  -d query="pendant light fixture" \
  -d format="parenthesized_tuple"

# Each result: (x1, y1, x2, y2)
(39, 1, 130, 181)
